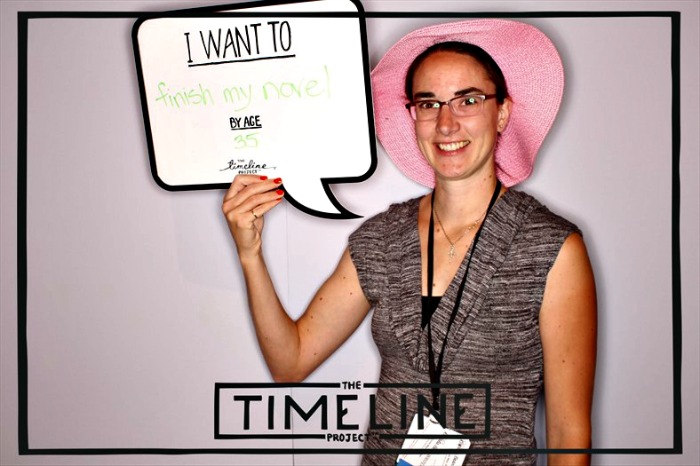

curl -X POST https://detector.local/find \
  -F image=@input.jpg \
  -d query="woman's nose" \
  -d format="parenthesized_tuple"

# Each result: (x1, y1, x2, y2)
(435, 104, 459, 135)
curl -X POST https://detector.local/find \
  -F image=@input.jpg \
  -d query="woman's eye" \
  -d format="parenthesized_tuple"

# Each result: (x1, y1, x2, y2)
(417, 101, 438, 110)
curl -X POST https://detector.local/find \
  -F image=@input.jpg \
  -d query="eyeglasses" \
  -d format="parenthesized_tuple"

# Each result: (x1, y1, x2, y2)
(405, 94, 497, 121)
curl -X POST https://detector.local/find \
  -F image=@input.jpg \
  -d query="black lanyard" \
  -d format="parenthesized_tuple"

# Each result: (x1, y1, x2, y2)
(426, 181, 502, 411)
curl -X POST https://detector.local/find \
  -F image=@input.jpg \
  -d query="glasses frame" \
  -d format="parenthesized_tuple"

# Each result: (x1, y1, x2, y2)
(405, 94, 497, 121)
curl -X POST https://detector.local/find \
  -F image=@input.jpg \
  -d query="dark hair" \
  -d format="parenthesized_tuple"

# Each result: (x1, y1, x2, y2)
(404, 41, 509, 103)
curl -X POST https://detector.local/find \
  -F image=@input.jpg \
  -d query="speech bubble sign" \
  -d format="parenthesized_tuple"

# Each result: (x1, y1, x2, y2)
(132, 0, 376, 218)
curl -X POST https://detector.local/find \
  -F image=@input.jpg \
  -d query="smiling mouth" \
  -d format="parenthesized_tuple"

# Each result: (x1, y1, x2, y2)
(437, 141, 469, 152)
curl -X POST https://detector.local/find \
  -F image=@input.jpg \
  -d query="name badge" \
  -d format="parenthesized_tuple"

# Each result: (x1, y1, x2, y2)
(395, 413, 470, 466)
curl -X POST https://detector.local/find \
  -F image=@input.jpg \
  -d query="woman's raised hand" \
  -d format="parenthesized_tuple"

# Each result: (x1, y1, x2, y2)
(222, 175, 284, 260)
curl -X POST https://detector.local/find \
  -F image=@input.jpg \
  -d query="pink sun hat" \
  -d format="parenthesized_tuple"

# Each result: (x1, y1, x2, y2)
(371, 19, 564, 187)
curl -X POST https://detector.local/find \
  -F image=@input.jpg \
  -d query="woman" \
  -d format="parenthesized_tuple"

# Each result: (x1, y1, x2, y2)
(223, 19, 596, 466)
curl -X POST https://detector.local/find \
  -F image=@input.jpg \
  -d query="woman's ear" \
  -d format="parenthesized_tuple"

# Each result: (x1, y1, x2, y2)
(497, 97, 512, 134)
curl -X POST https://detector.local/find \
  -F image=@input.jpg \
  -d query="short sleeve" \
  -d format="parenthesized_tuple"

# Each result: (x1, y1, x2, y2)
(347, 211, 388, 305)
(528, 202, 581, 276)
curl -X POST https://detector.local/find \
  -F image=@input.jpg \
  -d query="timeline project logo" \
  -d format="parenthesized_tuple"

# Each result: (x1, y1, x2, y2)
(214, 382, 491, 450)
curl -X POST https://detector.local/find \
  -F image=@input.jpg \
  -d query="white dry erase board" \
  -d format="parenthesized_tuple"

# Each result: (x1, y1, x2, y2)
(133, 0, 375, 218)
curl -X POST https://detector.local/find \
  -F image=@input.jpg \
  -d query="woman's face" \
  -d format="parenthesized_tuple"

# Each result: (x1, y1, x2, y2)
(411, 51, 510, 185)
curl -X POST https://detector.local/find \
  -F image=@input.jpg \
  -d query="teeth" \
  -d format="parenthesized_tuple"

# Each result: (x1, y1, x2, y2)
(438, 141, 469, 151)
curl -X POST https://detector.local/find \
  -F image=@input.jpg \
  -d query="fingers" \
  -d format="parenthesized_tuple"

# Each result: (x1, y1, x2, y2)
(223, 174, 282, 203)
(223, 175, 282, 210)
(249, 193, 284, 218)
(233, 188, 284, 223)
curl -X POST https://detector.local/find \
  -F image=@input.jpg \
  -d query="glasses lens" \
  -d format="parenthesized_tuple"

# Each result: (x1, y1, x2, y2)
(413, 101, 440, 121)
(451, 95, 483, 117)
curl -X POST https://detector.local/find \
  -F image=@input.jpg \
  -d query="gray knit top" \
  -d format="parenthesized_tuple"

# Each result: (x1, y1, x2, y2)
(348, 189, 579, 466)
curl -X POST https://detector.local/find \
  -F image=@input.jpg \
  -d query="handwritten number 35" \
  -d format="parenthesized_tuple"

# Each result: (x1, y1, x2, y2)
(234, 133, 259, 149)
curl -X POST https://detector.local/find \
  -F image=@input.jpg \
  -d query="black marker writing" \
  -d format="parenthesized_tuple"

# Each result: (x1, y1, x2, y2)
(198, 24, 262, 60)
(267, 21, 292, 52)
(185, 21, 294, 67)
(230, 115, 262, 131)
(184, 32, 193, 63)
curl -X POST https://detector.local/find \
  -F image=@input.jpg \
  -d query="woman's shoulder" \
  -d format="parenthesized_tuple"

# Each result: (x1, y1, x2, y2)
(350, 195, 422, 238)
(347, 196, 422, 300)
(504, 189, 580, 236)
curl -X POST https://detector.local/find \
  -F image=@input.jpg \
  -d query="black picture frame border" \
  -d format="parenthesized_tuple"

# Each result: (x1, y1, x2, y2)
(16, 3, 682, 457)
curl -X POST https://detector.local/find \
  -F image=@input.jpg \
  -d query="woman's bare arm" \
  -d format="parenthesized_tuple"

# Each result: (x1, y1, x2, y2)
(223, 175, 371, 382)
(540, 233, 597, 466)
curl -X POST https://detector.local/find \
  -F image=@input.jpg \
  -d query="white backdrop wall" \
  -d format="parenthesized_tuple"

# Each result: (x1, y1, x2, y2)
(1, 1, 698, 465)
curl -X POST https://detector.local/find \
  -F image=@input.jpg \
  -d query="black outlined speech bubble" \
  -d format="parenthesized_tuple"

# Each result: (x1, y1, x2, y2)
(133, 0, 376, 218)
